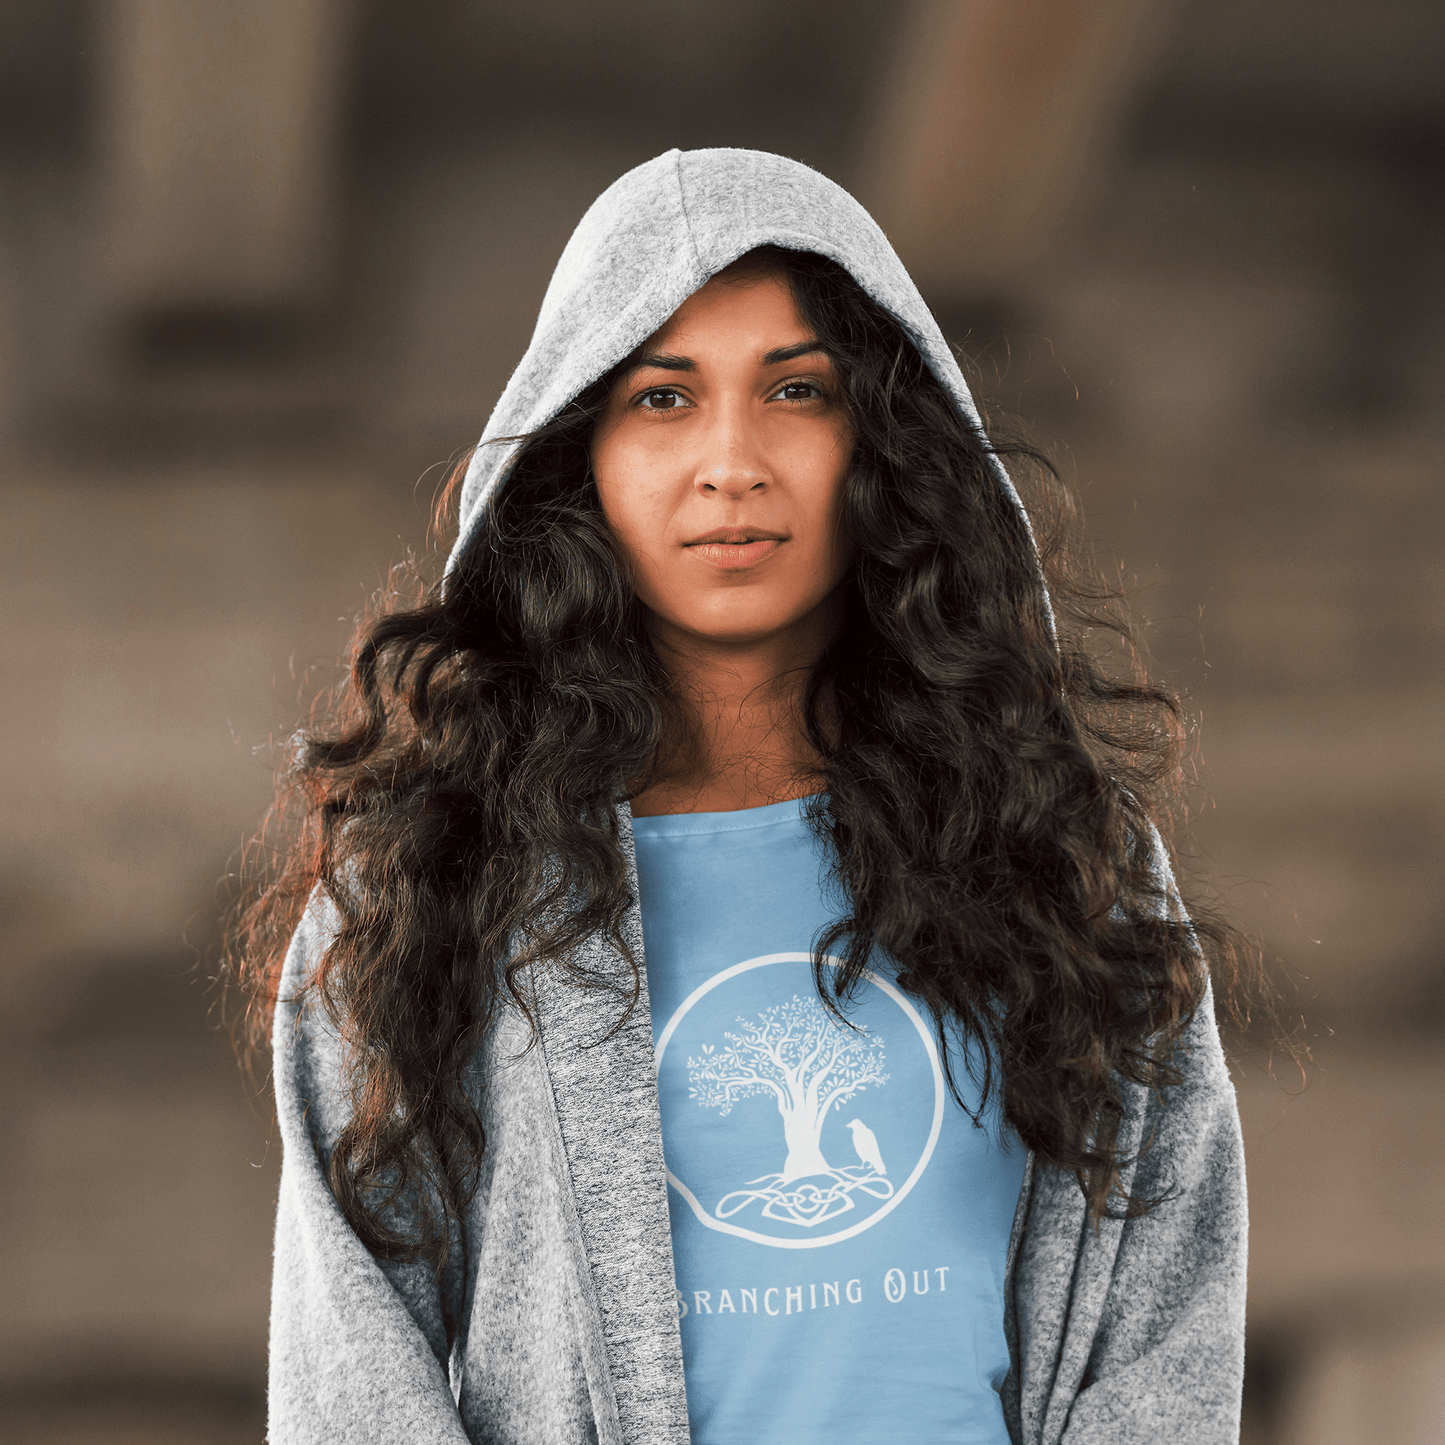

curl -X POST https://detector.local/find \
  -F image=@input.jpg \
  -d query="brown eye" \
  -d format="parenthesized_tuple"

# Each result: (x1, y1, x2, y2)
(638, 388, 686, 410)
(776, 381, 821, 402)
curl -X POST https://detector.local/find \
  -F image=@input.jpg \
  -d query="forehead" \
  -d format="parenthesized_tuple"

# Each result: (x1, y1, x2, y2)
(643, 271, 808, 350)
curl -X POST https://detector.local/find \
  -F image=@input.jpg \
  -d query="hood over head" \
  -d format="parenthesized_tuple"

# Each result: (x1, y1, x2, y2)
(446, 146, 1051, 631)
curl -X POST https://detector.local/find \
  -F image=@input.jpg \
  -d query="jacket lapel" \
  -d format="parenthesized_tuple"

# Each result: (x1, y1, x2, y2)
(533, 804, 691, 1445)
(1008, 1101, 1145, 1445)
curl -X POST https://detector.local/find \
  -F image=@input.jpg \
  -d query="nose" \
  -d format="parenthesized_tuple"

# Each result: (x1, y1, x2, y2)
(693, 406, 771, 499)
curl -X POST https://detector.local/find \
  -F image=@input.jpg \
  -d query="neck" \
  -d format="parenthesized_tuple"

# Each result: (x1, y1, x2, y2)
(629, 593, 841, 817)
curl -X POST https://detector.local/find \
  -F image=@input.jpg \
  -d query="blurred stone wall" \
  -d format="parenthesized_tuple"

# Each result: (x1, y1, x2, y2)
(1, 2, 1441, 1441)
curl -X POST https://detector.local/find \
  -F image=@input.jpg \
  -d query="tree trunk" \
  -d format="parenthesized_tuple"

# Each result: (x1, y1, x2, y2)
(779, 1105, 832, 1183)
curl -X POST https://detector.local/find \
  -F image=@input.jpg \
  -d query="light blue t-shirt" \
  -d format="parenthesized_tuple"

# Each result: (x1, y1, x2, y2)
(631, 796, 1026, 1445)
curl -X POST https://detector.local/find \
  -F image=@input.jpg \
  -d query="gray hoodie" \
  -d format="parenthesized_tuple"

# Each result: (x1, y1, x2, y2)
(267, 149, 1247, 1445)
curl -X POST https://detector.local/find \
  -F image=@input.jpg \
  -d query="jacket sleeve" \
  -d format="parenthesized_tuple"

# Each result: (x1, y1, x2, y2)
(1056, 984, 1248, 1443)
(267, 896, 475, 1444)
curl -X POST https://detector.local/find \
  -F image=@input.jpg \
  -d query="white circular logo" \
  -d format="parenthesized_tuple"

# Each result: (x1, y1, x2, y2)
(654, 953, 944, 1250)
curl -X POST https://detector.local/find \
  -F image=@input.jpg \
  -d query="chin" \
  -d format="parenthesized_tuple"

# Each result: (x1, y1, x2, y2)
(686, 623, 790, 647)
(685, 603, 814, 644)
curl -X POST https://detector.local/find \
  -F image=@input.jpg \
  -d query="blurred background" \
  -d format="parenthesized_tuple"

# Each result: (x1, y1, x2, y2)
(1, 1, 1441, 1441)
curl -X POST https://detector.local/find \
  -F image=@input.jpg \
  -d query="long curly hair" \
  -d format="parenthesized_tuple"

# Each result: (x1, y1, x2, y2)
(230, 246, 1244, 1265)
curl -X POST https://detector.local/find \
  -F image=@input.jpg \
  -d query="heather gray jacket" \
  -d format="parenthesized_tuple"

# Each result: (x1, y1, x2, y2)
(267, 150, 1247, 1444)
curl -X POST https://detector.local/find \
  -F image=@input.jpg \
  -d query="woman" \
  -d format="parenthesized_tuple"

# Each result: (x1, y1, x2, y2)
(238, 149, 1248, 1444)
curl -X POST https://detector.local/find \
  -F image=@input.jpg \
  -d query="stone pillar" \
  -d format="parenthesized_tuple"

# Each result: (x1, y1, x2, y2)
(93, 0, 351, 361)
(858, 0, 1175, 298)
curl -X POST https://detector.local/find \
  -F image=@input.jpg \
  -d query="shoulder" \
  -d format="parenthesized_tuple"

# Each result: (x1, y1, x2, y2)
(273, 889, 348, 1135)
(279, 887, 344, 996)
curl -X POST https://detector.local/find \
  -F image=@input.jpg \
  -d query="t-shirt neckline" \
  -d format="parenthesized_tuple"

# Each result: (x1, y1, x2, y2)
(628, 793, 822, 838)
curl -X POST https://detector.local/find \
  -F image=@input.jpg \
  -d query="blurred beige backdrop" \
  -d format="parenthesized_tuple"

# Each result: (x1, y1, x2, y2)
(1, 2, 1442, 1442)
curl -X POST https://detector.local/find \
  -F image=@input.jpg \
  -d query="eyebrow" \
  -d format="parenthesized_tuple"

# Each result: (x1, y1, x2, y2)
(621, 338, 830, 380)
(628, 350, 696, 373)
(761, 339, 829, 366)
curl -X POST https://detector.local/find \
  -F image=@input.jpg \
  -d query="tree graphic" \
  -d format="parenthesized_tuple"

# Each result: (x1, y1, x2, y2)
(687, 994, 889, 1184)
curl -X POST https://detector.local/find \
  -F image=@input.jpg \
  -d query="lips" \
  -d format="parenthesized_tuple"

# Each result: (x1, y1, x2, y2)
(684, 527, 787, 570)
(685, 527, 787, 546)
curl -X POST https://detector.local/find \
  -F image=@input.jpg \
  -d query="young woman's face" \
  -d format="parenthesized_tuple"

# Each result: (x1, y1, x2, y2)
(591, 272, 854, 650)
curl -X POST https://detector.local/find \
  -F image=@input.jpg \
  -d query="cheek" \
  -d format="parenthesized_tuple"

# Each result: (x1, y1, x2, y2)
(593, 461, 678, 611)
(805, 435, 854, 576)
(593, 438, 653, 547)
